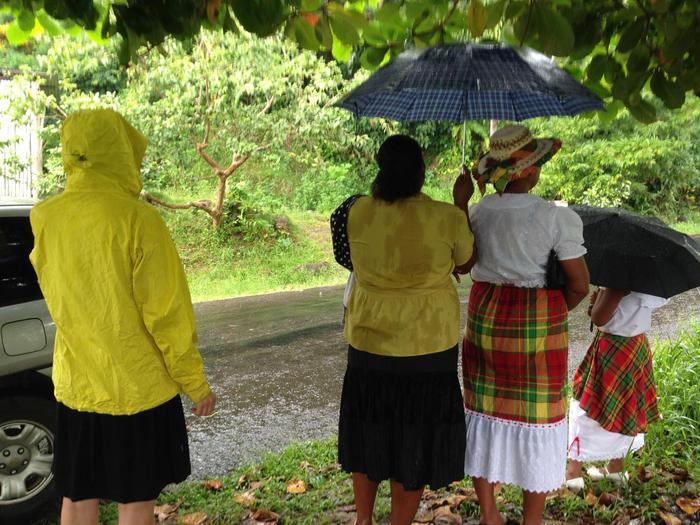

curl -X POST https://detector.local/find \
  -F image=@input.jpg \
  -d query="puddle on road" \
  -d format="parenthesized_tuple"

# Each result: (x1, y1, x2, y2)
(185, 283, 700, 478)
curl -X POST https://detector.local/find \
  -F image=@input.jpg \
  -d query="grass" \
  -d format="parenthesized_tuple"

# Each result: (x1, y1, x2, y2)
(148, 182, 700, 304)
(161, 206, 347, 302)
(33, 326, 700, 525)
(668, 209, 700, 236)
(175, 204, 699, 303)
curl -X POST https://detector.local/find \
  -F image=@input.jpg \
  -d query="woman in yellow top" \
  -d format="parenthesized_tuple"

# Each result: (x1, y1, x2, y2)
(333, 135, 476, 525)
(29, 109, 216, 525)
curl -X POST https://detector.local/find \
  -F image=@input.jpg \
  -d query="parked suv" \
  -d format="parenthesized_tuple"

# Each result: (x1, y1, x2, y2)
(0, 200, 57, 522)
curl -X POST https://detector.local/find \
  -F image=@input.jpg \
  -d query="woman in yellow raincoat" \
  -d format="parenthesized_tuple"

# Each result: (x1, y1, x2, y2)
(29, 109, 216, 525)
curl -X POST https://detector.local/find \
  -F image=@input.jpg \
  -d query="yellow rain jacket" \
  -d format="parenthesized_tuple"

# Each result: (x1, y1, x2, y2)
(30, 109, 211, 415)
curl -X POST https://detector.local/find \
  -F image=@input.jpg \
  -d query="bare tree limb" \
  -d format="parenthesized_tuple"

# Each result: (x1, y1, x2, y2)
(196, 144, 223, 173)
(222, 144, 270, 178)
(141, 191, 214, 215)
(257, 96, 275, 116)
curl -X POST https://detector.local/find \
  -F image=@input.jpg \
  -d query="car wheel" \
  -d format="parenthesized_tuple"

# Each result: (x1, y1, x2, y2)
(0, 396, 57, 523)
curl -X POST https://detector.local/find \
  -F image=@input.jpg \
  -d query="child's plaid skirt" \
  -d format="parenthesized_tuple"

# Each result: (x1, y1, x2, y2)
(462, 281, 569, 425)
(573, 331, 660, 436)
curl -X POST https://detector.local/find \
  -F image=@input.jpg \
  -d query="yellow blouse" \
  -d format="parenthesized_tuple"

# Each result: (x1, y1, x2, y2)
(344, 193, 474, 357)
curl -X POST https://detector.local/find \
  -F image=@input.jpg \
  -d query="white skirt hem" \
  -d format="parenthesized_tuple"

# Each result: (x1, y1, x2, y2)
(567, 399, 645, 462)
(464, 408, 567, 493)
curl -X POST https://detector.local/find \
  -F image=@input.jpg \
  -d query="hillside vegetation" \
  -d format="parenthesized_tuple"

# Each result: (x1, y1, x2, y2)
(1, 33, 698, 300)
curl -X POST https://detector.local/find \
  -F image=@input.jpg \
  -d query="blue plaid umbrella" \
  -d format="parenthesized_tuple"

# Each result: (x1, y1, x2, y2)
(337, 43, 604, 122)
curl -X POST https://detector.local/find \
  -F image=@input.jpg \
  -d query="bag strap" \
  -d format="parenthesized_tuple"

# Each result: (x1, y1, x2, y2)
(330, 194, 364, 271)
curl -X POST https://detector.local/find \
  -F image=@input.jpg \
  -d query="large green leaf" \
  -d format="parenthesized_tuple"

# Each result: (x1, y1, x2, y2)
(535, 4, 574, 56)
(301, 0, 322, 12)
(468, 0, 488, 37)
(231, 0, 286, 37)
(331, 34, 353, 62)
(360, 46, 388, 69)
(598, 99, 623, 124)
(374, 3, 402, 27)
(17, 9, 35, 32)
(616, 18, 646, 53)
(662, 80, 686, 109)
(505, 0, 527, 20)
(415, 13, 439, 34)
(611, 74, 634, 100)
(288, 16, 320, 50)
(586, 54, 607, 82)
(583, 80, 611, 99)
(512, 13, 533, 45)
(363, 22, 387, 46)
(328, 8, 362, 45)
(626, 44, 650, 73)
(405, 1, 432, 19)
(604, 57, 623, 84)
(485, 0, 506, 30)
(6, 20, 31, 45)
(315, 14, 333, 49)
(328, 4, 368, 30)
(36, 9, 64, 36)
(625, 98, 657, 123)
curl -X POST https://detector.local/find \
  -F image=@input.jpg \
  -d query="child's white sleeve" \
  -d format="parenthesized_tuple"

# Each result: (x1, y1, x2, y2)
(343, 272, 355, 308)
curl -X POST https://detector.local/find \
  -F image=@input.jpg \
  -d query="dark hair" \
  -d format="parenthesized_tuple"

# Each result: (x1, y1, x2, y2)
(371, 135, 425, 203)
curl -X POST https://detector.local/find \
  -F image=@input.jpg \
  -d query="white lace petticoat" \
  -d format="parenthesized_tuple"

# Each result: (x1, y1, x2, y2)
(464, 408, 568, 493)
(567, 399, 645, 462)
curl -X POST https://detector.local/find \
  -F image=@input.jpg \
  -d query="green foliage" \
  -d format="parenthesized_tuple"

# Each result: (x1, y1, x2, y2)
(2, 1, 700, 121)
(532, 95, 700, 215)
(41, 35, 126, 93)
(645, 325, 700, 477)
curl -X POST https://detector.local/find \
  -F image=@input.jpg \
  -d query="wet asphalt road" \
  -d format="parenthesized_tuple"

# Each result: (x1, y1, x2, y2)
(184, 281, 700, 479)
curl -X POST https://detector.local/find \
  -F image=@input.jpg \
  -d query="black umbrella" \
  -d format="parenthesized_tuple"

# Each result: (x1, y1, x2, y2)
(569, 205, 700, 298)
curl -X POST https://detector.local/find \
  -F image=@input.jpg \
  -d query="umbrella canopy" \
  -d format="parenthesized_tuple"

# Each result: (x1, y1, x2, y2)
(336, 43, 604, 122)
(570, 205, 700, 298)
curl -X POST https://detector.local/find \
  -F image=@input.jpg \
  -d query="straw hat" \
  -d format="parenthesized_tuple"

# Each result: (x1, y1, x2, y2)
(475, 125, 561, 194)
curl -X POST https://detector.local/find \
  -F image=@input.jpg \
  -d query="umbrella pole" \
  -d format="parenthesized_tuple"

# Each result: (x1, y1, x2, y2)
(461, 120, 467, 167)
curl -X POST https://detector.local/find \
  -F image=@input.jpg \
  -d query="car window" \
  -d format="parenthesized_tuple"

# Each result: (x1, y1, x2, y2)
(0, 216, 43, 307)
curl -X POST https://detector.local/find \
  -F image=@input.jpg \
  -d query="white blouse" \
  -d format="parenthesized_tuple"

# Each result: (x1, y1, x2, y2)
(599, 291, 668, 337)
(469, 194, 586, 288)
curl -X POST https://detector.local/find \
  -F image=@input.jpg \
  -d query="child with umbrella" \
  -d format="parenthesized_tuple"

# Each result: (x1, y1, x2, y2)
(565, 289, 667, 488)
(562, 205, 700, 489)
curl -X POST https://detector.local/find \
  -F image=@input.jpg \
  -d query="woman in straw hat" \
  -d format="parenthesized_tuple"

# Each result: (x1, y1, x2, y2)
(462, 125, 590, 525)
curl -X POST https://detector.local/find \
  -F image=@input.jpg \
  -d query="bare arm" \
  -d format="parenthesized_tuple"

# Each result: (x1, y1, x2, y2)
(452, 168, 477, 276)
(559, 257, 590, 311)
(590, 288, 628, 326)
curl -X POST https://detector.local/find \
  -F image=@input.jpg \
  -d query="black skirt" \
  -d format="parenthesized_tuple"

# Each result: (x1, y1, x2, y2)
(55, 395, 190, 503)
(338, 345, 466, 490)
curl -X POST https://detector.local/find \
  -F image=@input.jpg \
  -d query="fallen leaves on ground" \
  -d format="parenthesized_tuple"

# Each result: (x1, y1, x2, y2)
(432, 504, 462, 524)
(203, 479, 223, 491)
(662, 466, 689, 482)
(677, 496, 700, 515)
(154, 499, 183, 522)
(241, 509, 279, 524)
(584, 491, 598, 506)
(177, 512, 208, 525)
(234, 489, 257, 507)
(286, 479, 307, 494)
(637, 465, 654, 483)
(657, 510, 683, 525)
(597, 491, 622, 506)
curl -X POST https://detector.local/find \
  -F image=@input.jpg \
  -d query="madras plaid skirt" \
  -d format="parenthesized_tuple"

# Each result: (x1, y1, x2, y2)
(573, 331, 660, 436)
(462, 282, 569, 425)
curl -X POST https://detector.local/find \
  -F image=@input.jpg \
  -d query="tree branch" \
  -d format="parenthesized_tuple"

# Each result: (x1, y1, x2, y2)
(257, 96, 275, 116)
(222, 144, 270, 178)
(141, 191, 214, 215)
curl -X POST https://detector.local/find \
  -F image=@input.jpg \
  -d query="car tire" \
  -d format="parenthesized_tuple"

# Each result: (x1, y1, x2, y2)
(0, 396, 58, 523)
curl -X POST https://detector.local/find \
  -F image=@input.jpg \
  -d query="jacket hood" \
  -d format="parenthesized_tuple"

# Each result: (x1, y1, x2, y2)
(62, 109, 148, 196)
